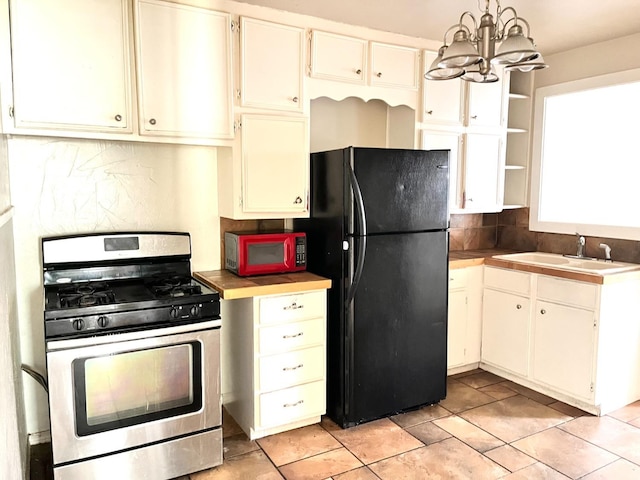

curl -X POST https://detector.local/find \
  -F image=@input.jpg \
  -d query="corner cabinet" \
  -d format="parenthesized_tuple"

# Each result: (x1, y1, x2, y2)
(9, 0, 132, 132)
(481, 266, 640, 415)
(221, 289, 327, 440)
(503, 70, 533, 208)
(134, 0, 234, 139)
(218, 114, 309, 219)
(240, 17, 305, 113)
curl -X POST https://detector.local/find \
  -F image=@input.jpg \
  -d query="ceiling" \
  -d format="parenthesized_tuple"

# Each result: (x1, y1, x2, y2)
(233, 0, 640, 56)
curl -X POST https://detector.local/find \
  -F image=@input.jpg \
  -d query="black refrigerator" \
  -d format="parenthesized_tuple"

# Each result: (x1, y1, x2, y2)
(293, 146, 450, 428)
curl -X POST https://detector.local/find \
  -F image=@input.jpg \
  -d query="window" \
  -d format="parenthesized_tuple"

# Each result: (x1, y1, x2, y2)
(530, 68, 640, 240)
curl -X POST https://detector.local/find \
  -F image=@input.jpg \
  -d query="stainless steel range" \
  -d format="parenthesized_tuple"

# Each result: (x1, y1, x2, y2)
(42, 232, 222, 480)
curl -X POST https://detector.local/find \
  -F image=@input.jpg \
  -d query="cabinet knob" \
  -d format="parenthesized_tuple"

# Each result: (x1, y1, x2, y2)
(516, 304, 522, 309)
(355, 68, 362, 75)
(149, 118, 157, 125)
(294, 196, 302, 204)
(114, 114, 122, 122)
(541, 309, 546, 314)
(426, 110, 433, 115)
(471, 115, 478, 120)
(376, 72, 382, 78)
(292, 96, 299, 103)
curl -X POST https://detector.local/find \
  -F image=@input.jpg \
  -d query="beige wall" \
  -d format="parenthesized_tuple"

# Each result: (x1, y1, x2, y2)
(9, 136, 222, 435)
(0, 129, 27, 478)
(535, 33, 640, 88)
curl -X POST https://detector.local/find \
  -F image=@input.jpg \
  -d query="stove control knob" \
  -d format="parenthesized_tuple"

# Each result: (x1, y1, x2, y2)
(169, 307, 179, 319)
(190, 305, 201, 317)
(72, 319, 85, 331)
(97, 316, 109, 328)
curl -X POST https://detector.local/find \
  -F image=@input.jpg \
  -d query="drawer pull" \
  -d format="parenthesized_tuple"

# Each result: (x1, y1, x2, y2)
(282, 363, 303, 371)
(284, 302, 304, 311)
(282, 332, 304, 339)
(283, 399, 304, 408)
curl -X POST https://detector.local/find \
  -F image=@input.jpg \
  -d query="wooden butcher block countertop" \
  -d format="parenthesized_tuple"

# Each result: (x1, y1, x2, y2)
(194, 270, 332, 300)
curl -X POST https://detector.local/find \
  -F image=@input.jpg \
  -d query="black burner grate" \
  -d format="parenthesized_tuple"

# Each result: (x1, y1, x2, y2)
(58, 282, 116, 308)
(147, 275, 203, 298)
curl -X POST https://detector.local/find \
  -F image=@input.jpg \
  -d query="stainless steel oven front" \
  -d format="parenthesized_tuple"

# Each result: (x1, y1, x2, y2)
(46, 320, 222, 480)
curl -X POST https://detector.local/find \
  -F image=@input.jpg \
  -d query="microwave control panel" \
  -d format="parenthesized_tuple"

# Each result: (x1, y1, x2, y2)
(295, 236, 306, 267)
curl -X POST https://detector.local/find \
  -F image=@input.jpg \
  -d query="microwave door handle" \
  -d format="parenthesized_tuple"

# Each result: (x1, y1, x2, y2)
(346, 162, 367, 306)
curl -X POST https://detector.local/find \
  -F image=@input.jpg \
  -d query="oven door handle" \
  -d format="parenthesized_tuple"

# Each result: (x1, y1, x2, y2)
(46, 319, 222, 351)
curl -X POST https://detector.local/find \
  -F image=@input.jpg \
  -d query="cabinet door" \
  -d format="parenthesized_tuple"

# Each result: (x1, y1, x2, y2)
(463, 133, 504, 213)
(241, 114, 308, 214)
(423, 51, 465, 125)
(421, 130, 462, 211)
(482, 288, 529, 376)
(369, 42, 419, 89)
(136, 0, 233, 139)
(310, 31, 367, 84)
(240, 17, 304, 112)
(467, 74, 506, 127)
(448, 288, 468, 368)
(10, 0, 131, 131)
(532, 300, 596, 400)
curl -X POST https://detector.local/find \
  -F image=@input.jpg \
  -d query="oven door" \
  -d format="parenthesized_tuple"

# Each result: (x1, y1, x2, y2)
(46, 320, 221, 466)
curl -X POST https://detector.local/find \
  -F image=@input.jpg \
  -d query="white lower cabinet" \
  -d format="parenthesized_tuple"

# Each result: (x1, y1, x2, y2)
(482, 288, 530, 376)
(221, 289, 327, 439)
(532, 300, 595, 400)
(481, 266, 640, 415)
(447, 265, 483, 373)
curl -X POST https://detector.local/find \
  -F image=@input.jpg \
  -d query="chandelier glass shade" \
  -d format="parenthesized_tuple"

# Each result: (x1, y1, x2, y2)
(425, 0, 547, 82)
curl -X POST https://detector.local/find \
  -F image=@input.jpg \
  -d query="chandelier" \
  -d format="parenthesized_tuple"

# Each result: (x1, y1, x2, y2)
(425, 0, 548, 83)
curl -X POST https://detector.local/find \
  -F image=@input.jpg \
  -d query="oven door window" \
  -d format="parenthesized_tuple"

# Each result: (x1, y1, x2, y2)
(73, 342, 202, 436)
(248, 242, 284, 265)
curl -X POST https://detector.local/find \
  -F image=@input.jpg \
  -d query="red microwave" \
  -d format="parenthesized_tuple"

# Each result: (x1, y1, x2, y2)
(224, 231, 307, 276)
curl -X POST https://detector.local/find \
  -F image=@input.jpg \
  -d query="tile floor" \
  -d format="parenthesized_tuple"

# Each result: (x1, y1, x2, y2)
(30, 369, 640, 480)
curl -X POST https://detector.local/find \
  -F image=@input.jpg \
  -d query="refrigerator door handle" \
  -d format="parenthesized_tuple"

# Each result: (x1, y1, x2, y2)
(346, 162, 367, 306)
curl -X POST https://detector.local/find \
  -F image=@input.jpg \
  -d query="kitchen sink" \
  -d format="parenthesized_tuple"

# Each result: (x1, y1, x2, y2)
(492, 252, 640, 274)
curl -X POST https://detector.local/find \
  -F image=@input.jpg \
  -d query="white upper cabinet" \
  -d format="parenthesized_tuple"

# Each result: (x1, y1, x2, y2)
(422, 51, 465, 125)
(463, 133, 504, 213)
(135, 0, 233, 139)
(369, 42, 419, 89)
(9, 0, 132, 132)
(240, 114, 309, 216)
(466, 73, 508, 128)
(310, 32, 418, 90)
(240, 17, 305, 112)
(309, 31, 367, 84)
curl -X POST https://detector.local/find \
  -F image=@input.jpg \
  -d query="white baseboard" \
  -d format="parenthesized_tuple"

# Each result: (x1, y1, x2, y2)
(28, 430, 51, 445)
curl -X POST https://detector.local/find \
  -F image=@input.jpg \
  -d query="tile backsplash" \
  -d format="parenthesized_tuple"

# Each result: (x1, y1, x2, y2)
(496, 208, 640, 263)
(451, 207, 640, 263)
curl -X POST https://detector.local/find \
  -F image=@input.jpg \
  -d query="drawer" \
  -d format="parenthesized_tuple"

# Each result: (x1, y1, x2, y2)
(448, 268, 468, 290)
(258, 380, 326, 428)
(484, 267, 531, 295)
(258, 290, 326, 325)
(537, 275, 597, 310)
(258, 318, 324, 355)
(258, 346, 325, 392)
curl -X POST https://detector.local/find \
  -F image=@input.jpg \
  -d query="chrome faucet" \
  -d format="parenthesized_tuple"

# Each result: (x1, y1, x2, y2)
(599, 243, 612, 262)
(576, 234, 586, 258)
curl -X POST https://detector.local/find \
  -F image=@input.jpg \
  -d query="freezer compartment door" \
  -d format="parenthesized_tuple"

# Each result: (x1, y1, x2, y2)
(344, 230, 448, 426)
(350, 148, 449, 234)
